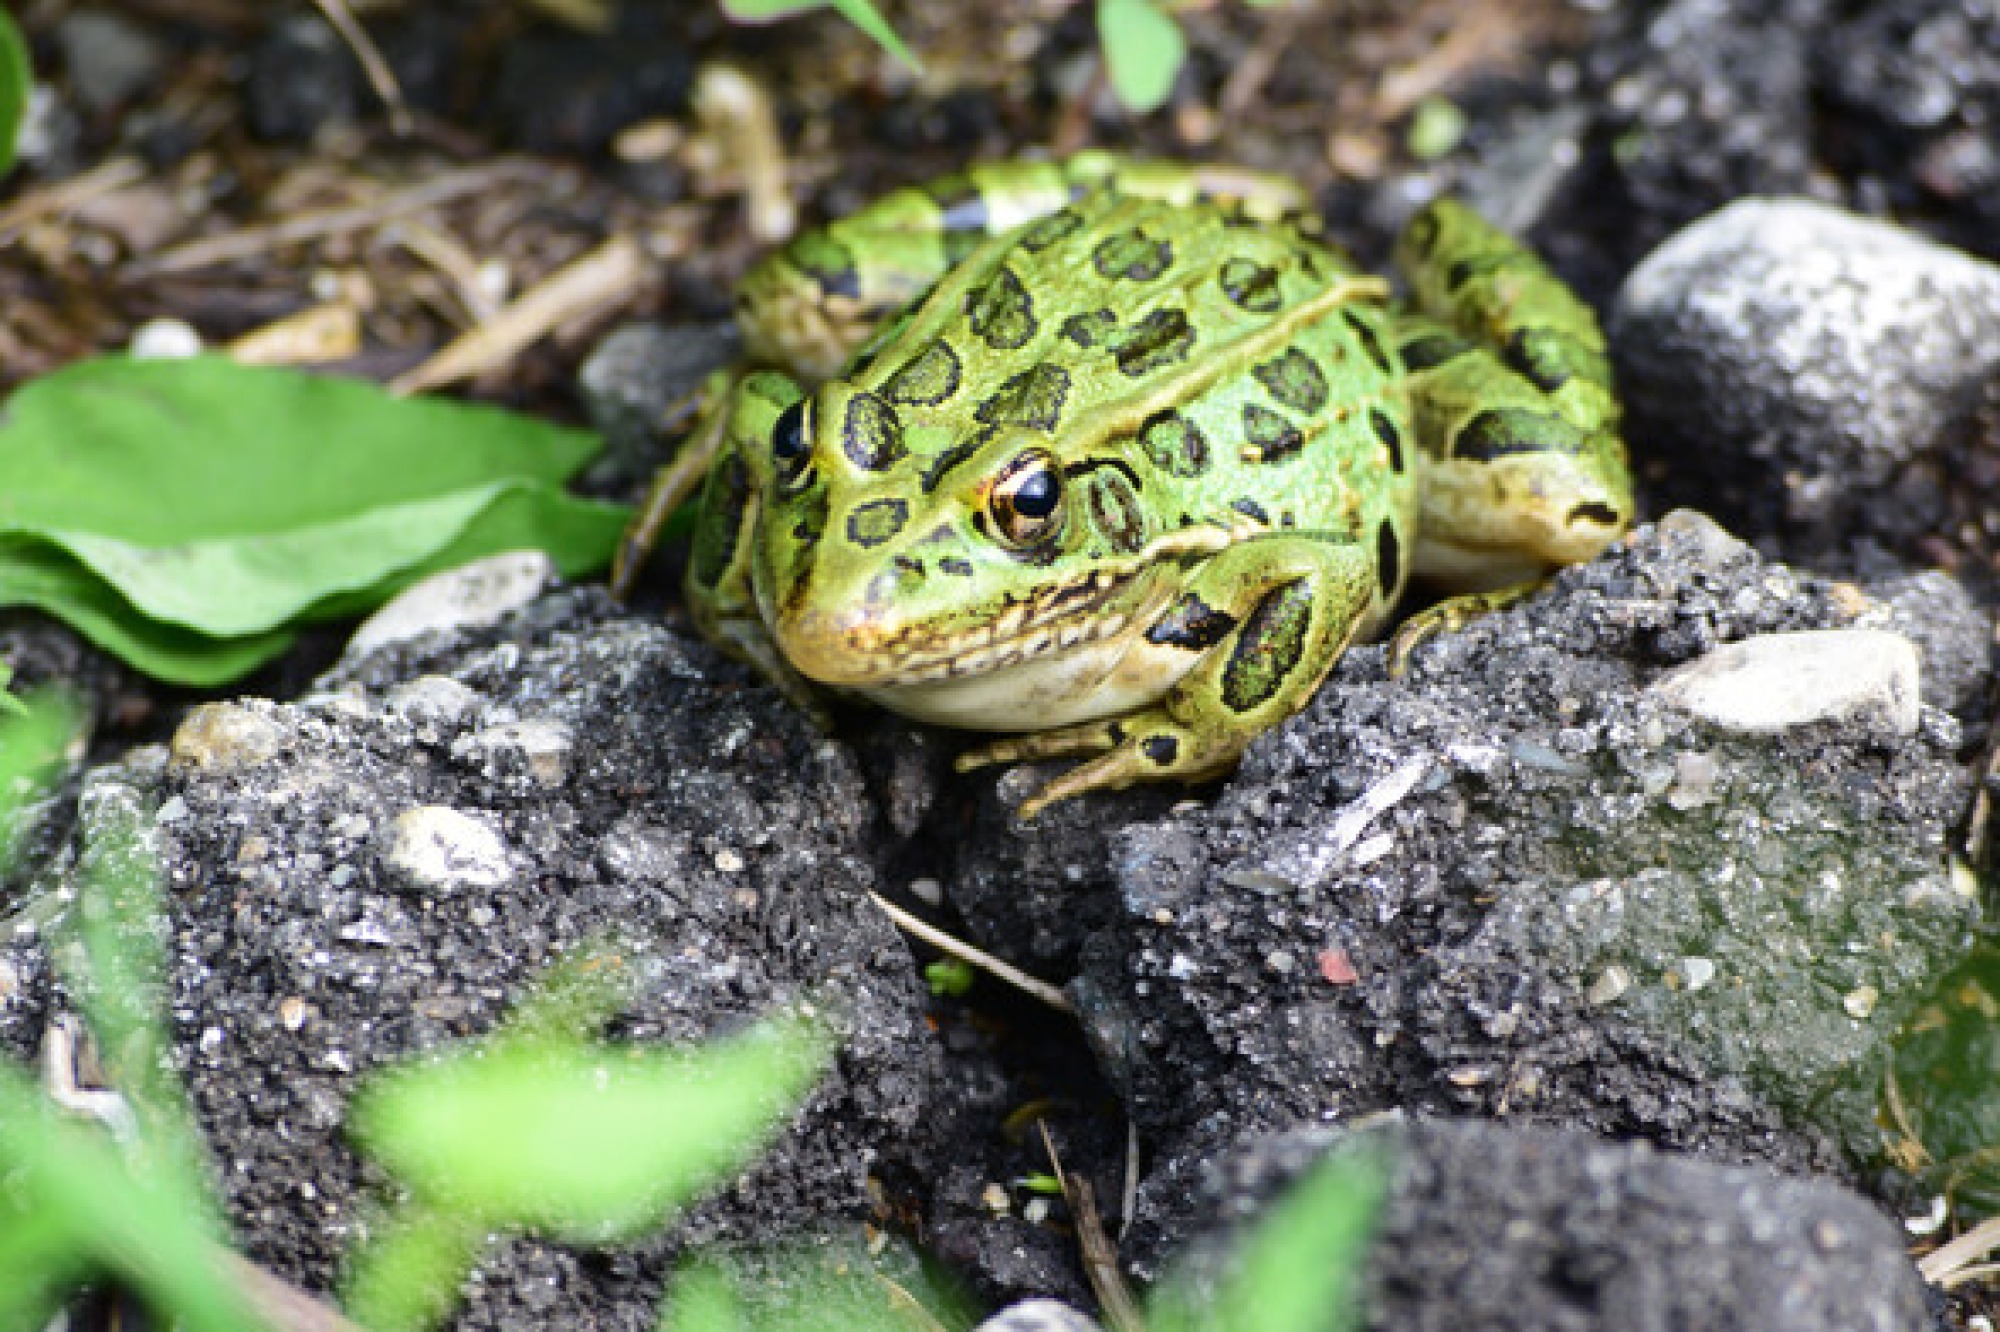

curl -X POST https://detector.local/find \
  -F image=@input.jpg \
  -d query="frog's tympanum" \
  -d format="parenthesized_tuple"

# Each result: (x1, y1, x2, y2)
(621, 154, 1633, 817)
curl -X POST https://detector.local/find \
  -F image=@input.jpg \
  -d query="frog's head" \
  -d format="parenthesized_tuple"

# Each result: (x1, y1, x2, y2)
(740, 376, 1171, 689)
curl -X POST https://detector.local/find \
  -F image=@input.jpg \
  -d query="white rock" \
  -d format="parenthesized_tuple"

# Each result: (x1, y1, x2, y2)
(973, 1300, 1103, 1332)
(345, 551, 556, 660)
(379, 806, 512, 895)
(1649, 629, 1920, 739)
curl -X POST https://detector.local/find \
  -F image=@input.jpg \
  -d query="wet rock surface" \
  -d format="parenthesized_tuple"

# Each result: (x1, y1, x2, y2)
(42, 590, 956, 1324)
(1154, 1118, 1935, 1332)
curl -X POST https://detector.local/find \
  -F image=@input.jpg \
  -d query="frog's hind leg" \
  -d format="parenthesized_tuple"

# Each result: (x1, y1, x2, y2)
(610, 369, 740, 599)
(1387, 201, 1636, 667)
(959, 533, 1386, 818)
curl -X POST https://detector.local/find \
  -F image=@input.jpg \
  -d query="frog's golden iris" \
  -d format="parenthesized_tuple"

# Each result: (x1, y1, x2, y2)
(620, 154, 1634, 817)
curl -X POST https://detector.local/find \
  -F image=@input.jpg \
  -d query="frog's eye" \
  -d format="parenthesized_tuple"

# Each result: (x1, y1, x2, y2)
(990, 451, 1065, 547)
(771, 398, 813, 491)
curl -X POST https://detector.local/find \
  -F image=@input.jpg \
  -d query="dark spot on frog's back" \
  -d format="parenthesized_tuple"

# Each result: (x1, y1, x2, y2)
(1376, 519, 1401, 598)
(1218, 257, 1282, 313)
(1231, 497, 1270, 525)
(968, 266, 1038, 352)
(1252, 348, 1329, 415)
(940, 556, 975, 577)
(1370, 407, 1404, 472)
(881, 340, 963, 407)
(1242, 404, 1305, 464)
(1113, 308, 1195, 378)
(842, 392, 907, 471)
(1342, 310, 1395, 377)
(1454, 407, 1587, 461)
(845, 497, 910, 549)
(1020, 207, 1085, 252)
(1142, 735, 1179, 766)
(1138, 409, 1209, 479)
(1092, 228, 1173, 282)
(975, 363, 1071, 432)
(1402, 206, 1441, 256)
(1061, 309, 1119, 348)
(1146, 592, 1237, 652)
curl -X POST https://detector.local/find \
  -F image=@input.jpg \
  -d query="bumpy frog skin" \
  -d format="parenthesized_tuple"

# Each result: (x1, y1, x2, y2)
(651, 153, 1632, 817)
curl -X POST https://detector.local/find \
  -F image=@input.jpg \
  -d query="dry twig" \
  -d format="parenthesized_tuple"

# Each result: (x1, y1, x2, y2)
(867, 892, 1075, 1013)
(390, 233, 646, 394)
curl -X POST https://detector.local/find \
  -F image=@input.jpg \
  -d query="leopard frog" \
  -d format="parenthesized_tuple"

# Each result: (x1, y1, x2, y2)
(621, 154, 1633, 817)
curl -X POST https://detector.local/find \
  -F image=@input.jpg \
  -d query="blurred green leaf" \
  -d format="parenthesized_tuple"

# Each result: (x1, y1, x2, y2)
(0, 356, 629, 685)
(0, 5, 28, 178)
(353, 1014, 832, 1242)
(0, 686, 83, 876)
(1150, 1144, 1387, 1332)
(0, 1067, 259, 1332)
(719, 0, 920, 73)
(1097, 0, 1187, 113)
(342, 1201, 488, 1332)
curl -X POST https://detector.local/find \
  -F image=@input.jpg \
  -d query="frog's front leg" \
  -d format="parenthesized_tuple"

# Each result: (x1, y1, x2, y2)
(959, 534, 1385, 818)
(680, 374, 830, 724)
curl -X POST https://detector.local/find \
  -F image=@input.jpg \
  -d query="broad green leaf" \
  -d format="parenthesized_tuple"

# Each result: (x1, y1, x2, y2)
(352, 1015, 831, 1241)
(0, 1067, 260, 1332)
(0, 356, 628, 683)
(1150, 1144, 1387, 1332)
(1097, 0, 1187, 114)
(0, 5, 28, 178)
(0, 536, 297, 685)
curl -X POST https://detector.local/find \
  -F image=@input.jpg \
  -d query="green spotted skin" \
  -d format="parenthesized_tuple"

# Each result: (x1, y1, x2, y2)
(680, 160, 1633, 816)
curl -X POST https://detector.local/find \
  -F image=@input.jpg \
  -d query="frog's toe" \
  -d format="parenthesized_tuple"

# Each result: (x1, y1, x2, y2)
(954, 720, 1123, 773)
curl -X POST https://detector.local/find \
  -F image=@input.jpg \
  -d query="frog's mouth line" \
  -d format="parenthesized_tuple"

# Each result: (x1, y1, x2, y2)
(885, 568, 1167, 685)
(782, 524, 1240, 688)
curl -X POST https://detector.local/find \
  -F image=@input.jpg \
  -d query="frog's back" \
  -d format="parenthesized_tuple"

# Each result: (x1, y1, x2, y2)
(845, 191, 1417, 597)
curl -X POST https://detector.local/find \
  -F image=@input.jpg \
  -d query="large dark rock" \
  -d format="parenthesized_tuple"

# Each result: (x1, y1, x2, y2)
(955, 515, 1983, 1247)
(1147, 1118, 1934, 1332)
(1613, 198, 2000, 571)
(31, 589, 953, 1326)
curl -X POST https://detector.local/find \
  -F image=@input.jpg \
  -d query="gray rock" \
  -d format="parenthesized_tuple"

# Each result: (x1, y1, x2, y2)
(970, 515, 1981, 1225)
(344, 551, 557, 661)
(578, 322, 742, 483)
(1612, 197, 2000, 564)
(56, 10, 165, 112)
(1648, 629, 1921, 738)
(37, 589, 949, 1322)
(1145, 1119, 1933, 1332)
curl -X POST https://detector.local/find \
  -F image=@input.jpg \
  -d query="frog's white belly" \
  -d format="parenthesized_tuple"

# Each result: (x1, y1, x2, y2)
(859, 628, 1199, 731)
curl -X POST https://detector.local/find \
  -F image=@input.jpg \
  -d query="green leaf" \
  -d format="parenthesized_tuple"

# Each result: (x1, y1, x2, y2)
(0, 5, 29, 179)
(0, 687, 85, 873)
(351, 1015, 832, 1242)
(0, 1067, 261, 1332)
(341, 1201, 488, 1332)
(718, 0, 920, 73)
(0, 536, 298, 685)
(0, 356, 628, 684)
(1097, 0, 1187, 113)
(1150, 1144, 1387, 1332)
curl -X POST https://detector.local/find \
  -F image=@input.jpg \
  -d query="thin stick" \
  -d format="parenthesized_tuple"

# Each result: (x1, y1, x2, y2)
(1919, 1215, 2000, 1285)
(867, 892, 1074, 1013)
(1041, 1122, 1145, 1332)
(390, 233, 645, 395)
(0, 157, 148, 242)
(308, 0, 412, 136)
(129, 163, 546, 276)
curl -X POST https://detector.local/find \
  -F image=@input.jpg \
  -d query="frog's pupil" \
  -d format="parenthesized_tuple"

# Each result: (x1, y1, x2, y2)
(1014, 469, 1058, 518)
(772, 401, 808, 462)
